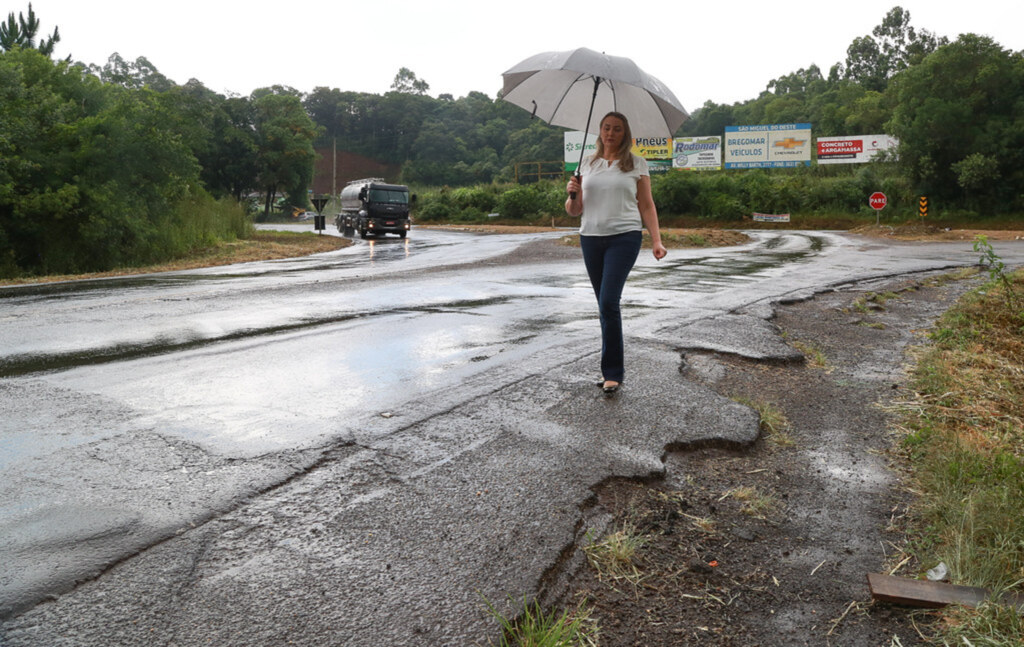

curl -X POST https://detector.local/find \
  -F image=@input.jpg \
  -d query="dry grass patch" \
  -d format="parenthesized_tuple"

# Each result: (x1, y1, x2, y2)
(0, 231, 351, 286)
(724, 486, 780, 519)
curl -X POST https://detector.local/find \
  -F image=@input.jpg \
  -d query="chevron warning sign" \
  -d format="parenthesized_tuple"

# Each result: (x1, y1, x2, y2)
(919, 196, 928, 218)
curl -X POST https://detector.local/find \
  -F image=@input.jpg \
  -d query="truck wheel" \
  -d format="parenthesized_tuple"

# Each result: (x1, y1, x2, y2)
(359, 227, 368, 239)
(399, 230, 407, 239)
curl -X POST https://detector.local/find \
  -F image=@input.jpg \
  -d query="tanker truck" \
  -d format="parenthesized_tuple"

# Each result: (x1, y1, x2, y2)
(335, 178, 413, 239)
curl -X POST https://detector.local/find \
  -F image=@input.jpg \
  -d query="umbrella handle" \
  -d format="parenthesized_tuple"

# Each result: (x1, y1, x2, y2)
(570, 77, 601, 201)
(569, 172, 581, 201)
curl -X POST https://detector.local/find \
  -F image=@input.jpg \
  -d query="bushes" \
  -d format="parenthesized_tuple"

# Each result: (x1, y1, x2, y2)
(415, 181, 565, 222)
(650, 165, 911, 218)
(411, 163, 948, 227)
(496, 181, 564, 219)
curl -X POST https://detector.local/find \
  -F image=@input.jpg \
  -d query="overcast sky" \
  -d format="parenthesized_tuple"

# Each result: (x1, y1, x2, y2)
(23, 0, 1024, 112)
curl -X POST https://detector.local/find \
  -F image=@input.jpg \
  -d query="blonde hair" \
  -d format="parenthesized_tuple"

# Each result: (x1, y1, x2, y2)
(590, 112, 634, 173)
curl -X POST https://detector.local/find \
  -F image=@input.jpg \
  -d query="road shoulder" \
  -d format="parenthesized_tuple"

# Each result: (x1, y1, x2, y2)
(549, 270, 984, 646)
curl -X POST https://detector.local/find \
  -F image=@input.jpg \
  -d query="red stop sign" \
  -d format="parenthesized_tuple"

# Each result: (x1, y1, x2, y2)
(869, 192, 887, 210)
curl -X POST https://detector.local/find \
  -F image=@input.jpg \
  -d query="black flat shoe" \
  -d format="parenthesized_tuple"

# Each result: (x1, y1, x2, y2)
(602, 382, 620, 394)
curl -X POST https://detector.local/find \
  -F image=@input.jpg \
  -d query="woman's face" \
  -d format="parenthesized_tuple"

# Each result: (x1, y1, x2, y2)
(600, 116, 626, 152)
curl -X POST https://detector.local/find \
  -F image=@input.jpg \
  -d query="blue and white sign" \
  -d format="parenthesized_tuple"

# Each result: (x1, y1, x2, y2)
(725, 123, 812, 169)
(673, 136, 722, 170)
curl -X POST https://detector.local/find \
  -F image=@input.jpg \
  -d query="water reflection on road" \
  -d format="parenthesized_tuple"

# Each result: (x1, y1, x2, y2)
(0, 228, 852, 457)
(1, 225, 996, 621)
(633, 231, 830, 293)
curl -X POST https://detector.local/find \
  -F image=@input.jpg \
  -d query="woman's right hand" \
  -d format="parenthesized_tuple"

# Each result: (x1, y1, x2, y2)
(566, 175, 581, 198)
(565, 175, 583, 216)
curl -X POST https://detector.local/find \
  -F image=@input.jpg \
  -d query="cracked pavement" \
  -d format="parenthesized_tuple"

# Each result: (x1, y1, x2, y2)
(2, 228, 1023, 645)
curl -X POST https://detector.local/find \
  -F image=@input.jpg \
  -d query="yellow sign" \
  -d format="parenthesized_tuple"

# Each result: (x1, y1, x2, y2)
(632, 136, 672, 160)
(774, 137, 807, 150)
(919, 196, 928, 218)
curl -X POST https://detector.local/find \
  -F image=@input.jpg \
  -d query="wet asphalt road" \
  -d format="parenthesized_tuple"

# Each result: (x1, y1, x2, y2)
(2, 225, 1022, 645)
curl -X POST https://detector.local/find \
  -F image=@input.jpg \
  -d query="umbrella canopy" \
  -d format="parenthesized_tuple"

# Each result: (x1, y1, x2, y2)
(501, 47, 688, 138)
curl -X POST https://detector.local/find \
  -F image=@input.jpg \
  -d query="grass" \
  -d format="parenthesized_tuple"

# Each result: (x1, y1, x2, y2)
(851, 290, 901, 314)
(485, 597, 599, 647)
(0, 231, 350, 286)
(790, 340, 830, 370)
(732, 396, 795, 447)
(894, 267, 1024, 645)
(582, 524, 647, 585)
(725, 486, 780, 519)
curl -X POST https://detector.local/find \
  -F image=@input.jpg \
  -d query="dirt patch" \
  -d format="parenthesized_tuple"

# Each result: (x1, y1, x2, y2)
(549, 272, 985, 645)
(852, 223, 1024, 242)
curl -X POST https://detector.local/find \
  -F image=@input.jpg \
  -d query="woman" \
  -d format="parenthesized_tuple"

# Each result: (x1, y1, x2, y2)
(565, 111, 667, 395)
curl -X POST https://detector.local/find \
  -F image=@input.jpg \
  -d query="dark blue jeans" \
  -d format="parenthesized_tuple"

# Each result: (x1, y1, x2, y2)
(579, 231, 642, 383)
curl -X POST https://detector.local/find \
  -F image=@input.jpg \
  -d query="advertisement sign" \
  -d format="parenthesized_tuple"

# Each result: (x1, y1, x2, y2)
(565, 131, 673, 172)
(632, 136, 672, 160)
(725, 123, 812, 169)
(564, 131, 598, 172)
(673, 136, 722, 170)
(753, 213, 791, 223)
(817, 134, 898, 164)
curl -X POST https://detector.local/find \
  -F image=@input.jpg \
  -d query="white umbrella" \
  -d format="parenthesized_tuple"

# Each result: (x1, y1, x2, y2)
(501, 47, 688, 177)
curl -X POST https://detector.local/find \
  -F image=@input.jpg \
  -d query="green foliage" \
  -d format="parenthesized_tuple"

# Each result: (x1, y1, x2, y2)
(839, 7, 947, 91)
(897, 269, 1024, 647)
(650, 166, 898, 218)
(253, 90, 320, 216)
(485, 597, 599, 647)
(1, 3, 60, 56)
(89, 52, 173, 91)
(886, 34, 1024, 211)
(973, 235, 1021, 314)
(496, 181, 565, 220)
(0, 48, 252, 278)
(390, 67, 429, 95)
(415, 181, 567, 223)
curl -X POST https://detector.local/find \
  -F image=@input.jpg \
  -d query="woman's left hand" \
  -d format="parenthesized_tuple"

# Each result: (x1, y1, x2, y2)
(652, 242, 667, 261)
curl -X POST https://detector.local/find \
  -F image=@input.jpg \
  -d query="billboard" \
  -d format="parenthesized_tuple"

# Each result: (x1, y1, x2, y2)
(725, 123, 812, 169)
(673, 136, 722, 170)
(564, 131, 598, 172)
(632, 136, 672, 160)
(816, 135, 898, 164)
(564, 131, 672, 172)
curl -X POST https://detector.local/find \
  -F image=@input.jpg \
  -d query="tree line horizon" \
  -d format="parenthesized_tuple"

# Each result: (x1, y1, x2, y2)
(2, 4, 1022, 278)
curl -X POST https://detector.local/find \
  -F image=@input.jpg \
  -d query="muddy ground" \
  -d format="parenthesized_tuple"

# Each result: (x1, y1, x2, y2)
(538, 267, 988, 646)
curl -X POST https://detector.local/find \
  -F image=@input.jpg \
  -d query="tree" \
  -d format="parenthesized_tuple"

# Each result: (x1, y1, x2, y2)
(0, 48, 208, 275)
(841, 7, 947, 92)
(0, 3, 60, 56)
(886, 34, 1024, 210)
(391, 67, 429, 95)
(252, 90, 320, 216)
(90, 53, 175, 91)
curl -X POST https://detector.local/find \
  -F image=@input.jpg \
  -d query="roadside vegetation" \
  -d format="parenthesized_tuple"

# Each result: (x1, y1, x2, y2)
(0, 230, 348, 286)
(895, 259, 1024, 644)
(4, 5, 1024, 283)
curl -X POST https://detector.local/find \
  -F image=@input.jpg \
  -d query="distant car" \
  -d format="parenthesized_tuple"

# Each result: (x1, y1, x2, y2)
(296, 211, 317, 220)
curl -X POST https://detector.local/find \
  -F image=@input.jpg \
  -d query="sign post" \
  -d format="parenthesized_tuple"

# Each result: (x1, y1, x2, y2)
(311, 196, 330, 234)
(869, 191, 887, 225)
